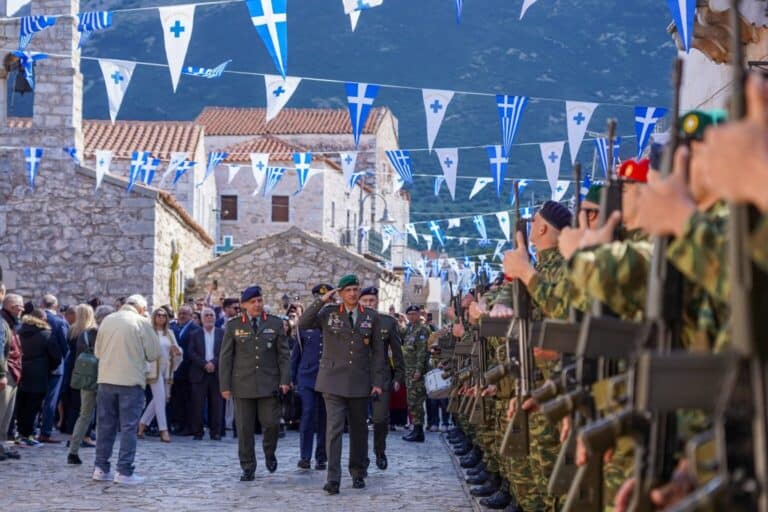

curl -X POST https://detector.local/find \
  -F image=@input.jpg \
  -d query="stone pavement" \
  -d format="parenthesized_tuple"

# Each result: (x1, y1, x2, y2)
(3, 429, 474, 512)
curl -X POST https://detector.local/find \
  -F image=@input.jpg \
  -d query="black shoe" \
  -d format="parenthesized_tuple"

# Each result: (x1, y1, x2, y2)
(193, 435, 203, 441)
(454, 443, 473, 456)
(470, 473, 501, 497)
(315, 461, 327, 470)
(376, 453, 388, 470)
(266, 457, 277, 473)
(479, 481, 513, 510)
(465, 470, 489, 485)
(352, 477, 365, 489)
(403, 425, 425, 442)
(323, 481, 340, 495)
(240, 469, 255, 481)
(67, 453, 82, 465)
(465, 462, 486, 476)
(460, 452, 481, 468)
(297, 459, 311, 470)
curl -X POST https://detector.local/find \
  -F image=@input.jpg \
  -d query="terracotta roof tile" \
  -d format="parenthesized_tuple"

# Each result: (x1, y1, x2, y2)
(222, 135, 341, 170)
(195, 107, 387, 136)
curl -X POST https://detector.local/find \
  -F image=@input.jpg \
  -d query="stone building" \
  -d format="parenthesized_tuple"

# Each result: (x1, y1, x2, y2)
(0, 0, 213, 307)
(193, 226, 402, 313)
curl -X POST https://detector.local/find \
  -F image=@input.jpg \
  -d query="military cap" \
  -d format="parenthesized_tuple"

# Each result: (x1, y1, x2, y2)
(679, 109, 727, 141)
(405, 305, 420, 314)
(311, 283, 333, 297)
(337, 274, 360, 290)
(240, 286, 262, 303)
(538, 200, 573, 231)
(584, 183, 603, 204)
(360, 286, 378, 298)
(618, 158, 650, 183)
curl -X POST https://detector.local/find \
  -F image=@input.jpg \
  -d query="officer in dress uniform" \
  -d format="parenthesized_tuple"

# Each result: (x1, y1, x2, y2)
(298, 275, 389, 495)
(358, 286, 405, 471)
(219, 286, 291, 481)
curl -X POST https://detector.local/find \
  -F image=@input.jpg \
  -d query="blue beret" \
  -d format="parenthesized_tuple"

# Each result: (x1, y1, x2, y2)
(312, 283, 333, 297)
(360, 286, 378, 298)
(539, 201, 572, 231)
(406, 305, 420, 314)
(241, 286, 262, 303)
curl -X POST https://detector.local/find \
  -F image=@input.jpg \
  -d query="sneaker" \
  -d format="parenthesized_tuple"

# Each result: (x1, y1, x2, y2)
(114, 472, 145, 485)
(22, 437, 41, 447)
(92, 468, 113, 482)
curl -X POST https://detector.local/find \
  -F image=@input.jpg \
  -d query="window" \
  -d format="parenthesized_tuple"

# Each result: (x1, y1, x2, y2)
(272, 195, 289, 222)
(220, 195, 238, 221)
(331, 201, 336, 228)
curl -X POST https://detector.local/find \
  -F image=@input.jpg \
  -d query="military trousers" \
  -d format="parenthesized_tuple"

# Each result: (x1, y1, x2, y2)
(234, 396, 280, 472)
(323, 394, 368, 484)
(371, 390, 391, 456)
(405, 376, 426, 426)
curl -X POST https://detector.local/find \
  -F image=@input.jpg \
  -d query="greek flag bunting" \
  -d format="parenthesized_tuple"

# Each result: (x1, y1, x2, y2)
(159, 152, 188, 187)
(77, 11, 112, 48)
(552, 180, 570, 201)
(128, 151, 151, 192)
(594, 136, 622, 177)
(667, 0, 696, 53)
(141, 157, 161, 187)
(495, 211, 511, 241)
(580, 173, 593, 200)
(63, 146, 80, 165)
(23, 147, 43, 190)
(346, 82, 380, 147)
(493, 240, 506, 261)
(455, 0, 463, 23)
(98, 59, 136, 123)
(386, 150, 413, 185)
(159, 4, 196, 93)
(634, 106, 668, 158)
(422, 89, 454, 151)
(435, 148, 458, 200)
(406, 223, 419, 243)
(249, 153, 269, 195)
(473, 215, 488, 242)
(199, 151, 228, 186)
(293, 152, 317, 194)
(19, 15, 56, 50)
(469, 177, 493, 200)
(265, 75, 302, 121)
(566, 101, 599, 165)
(173, 160, 196, 185)
(434, 176, 445, 197)
(520, 0, 540, 19)
(246, 0, 288, 78)
(511, 179, 529, 205)
(94, 149, 112, 189)
(486, 145, 508, 198)
(183, 59, 231, 78)
(429, 221, 445, 247)
(11, 51, 47, 90)
(539, 141, 565, 199)
(340, 151, 357, 190)
(343, 0, 384, 13)
(496, 95, 528, 156)
(263, 167, 287, 196)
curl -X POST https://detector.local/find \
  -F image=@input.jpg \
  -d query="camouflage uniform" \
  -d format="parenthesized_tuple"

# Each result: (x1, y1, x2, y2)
(402, 321, 431, 426)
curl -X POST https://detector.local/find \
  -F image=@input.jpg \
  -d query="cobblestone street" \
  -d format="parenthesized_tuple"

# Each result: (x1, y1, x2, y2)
(3, 429, 473, 512)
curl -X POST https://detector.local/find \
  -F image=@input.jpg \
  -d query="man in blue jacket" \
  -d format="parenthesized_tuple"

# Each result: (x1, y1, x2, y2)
(39, 294, 68, 443)
(291, 284, 331, 471)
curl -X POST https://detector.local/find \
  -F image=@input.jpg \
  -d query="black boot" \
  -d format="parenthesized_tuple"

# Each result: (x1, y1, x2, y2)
(459, 448, 481, 468)
(479, 479, 513, 509)
(470, 472, 500, 497)
(465, 462, 486, 476)
(454, 441, 473, 456)
(465, 469, 489, 485)
(403, 424, 425, 442)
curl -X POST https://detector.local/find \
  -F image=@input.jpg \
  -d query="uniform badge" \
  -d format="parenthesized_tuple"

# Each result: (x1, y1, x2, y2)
(360, 320, 372, 329)
(328, 313, 344, 330)
(267, 342, 273, 349)
(263, 328, 275, 334)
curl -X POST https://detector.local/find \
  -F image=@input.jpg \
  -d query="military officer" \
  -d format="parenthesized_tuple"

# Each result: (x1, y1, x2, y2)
(401, 305, 431, 443)
(219, 286, 291, 481)
(298, 274, 388, 495)
(358, 286, 405, 471)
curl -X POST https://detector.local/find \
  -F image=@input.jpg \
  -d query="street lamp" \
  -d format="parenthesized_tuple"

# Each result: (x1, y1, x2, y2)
(357, 191, 396, 254)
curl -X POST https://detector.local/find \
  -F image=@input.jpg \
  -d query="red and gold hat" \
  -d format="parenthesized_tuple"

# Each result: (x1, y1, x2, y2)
(617, 158, 650, 183)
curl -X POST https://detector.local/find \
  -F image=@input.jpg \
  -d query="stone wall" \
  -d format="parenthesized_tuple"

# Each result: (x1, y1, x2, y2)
(194, 226, 401, 314)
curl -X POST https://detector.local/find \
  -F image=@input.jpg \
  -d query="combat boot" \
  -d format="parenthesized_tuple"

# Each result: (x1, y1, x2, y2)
(465, 469, 489, 485)
(402, 424, 422, 442)
(470, 471, 500, 497)
(465, 462, 486, 476)
(454, 440, 473, 456)
(410, 424, 425, 442)
(479, 479, 513, 509)
(459, 448, 482, 468)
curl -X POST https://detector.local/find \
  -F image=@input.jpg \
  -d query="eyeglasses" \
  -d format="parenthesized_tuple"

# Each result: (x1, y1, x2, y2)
(156, 313, 168, 318)
(203, 313, 215, 317)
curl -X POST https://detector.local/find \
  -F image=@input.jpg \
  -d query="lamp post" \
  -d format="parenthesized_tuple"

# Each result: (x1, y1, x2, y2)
(357, 191, 396, 254)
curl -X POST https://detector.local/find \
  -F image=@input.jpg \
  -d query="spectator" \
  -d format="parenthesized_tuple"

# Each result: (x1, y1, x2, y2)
(88, 297, 103, 311)
(61, 305, 87, 435)
(0, 293, 23, 461)
(39, 294, 69, 443)
(93, 294, 160, 485)
(187, 307, 223, 440)
(170, 305, 200, 436)
(216, 298, 239, 328)
(63, 306, 77, 327)
(139, 308, 183, 443)
(68, 305, 113, 465)
(15, 310, 61, 445)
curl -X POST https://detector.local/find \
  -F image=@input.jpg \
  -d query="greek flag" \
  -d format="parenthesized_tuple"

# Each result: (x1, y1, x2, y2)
(455, 0, 463, 23)
(511, 179, 529, 205)
(346, 82, 380, 147)
(183, 59, 231, 79)
(23, 147, 43, 190)
(594, 136, 622, 177)
(199, 151, 228, 186)
(486, 145, 508, 198)
(403, 260, 414, 283)
(668, 0, 696, 53)
(293, 152, 313, 194)
(473, 215, 488, 242)
(62, 146, 80, 165)
(429, 220, 445, 247)
(173, 160, 196, 185)
(263, 167, 287, 196)
(11, 51, 47, 90)
(348, 171, 365, 190)
(19, 15, 56, 50)
(496, 95, 528, 156)
(246, 0, 288, 78)
(634, 106, 668, 158)
(434, 176, 445, 197)
(386, 150, 413, 185)
(141, 157, 161, 187)
(580, 173, 593, 200)
(128, 151, 151, 192)
(77, 11, 112, 48)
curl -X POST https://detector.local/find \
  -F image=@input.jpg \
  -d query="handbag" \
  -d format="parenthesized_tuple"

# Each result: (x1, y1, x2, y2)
(71, 331, 99, 391)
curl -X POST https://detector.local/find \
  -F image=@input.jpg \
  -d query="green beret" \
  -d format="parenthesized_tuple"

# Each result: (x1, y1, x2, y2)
(337, 274, 360, 290)
(584, 184, 603, 204)
(679, 110, 727, 141)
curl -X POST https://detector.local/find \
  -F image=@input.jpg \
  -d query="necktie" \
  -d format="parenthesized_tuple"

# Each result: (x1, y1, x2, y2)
(349, 311, 355, 328)
(252, 318, 259, 332)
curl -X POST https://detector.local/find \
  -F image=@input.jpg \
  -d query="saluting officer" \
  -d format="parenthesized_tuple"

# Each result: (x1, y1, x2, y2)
(401, 305, 431, 443)
(219, 286, 290, 481)
(298, 275, 388, 495)
(358, 286, 405, 471)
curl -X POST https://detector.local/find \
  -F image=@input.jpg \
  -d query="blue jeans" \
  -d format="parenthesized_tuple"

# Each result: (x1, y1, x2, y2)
(298, 387, 326, 462)
(40, 373, 63, 436)
(95, 384, 145, 476)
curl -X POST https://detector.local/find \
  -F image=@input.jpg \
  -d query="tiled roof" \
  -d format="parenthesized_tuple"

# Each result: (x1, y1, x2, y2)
(222, 135, 341, 170)
(195, 107, 388, 136)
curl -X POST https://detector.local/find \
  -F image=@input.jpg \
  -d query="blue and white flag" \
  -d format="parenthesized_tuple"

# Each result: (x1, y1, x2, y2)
(159, 4, 196, 93)
(19, 15, 56, 50)
(346, 82, 380, 147)
(634, 106, 668, 158)
(265, 74, 301, 122)
(11, 51, 47, 90)
(250, 152, 269, 195)
(448, 218, 461, 229)
(293, 152, 319, 194)
(434, 176, 445, 197)
(520, 0, 540, 19)
(159, 151, 188, 187)
(416, 258, 428, 279)
(594, 136, 622, 177)
(340, 151, 357, 190)
(667, 0, 696, 53)
(183, 59, 231, 79)
(455, 0, 463, 23)
(422, 89, 454, 152)
(63, 146, 80, 165)
(227, 165, 241, 185)
(496, 95, 528, 156)
(580, 173, 592, 200)
(431, 259, 440, 277)
(495, 211, 511, 242)
(429, 220, 445, 247)
(349, 172, 366, 189)
(77, 11, 112, 48)
(94, 149, 112, 190)
(141, 157, 161, 187)
(173, 160, 196, 185)
(128, 151, 150, 192)
(469, 177, 493, 200)
(473, 215, 488, 242)
(552, 180, 570, 201)
(486, 145, 508, 198)
(386, 150, 413, 185)
(381, 227, 393, 254)
(406, 223, 419, 243)
(566, 101, 599, 165)
(423, 234, 433, 252)
(263, 167, 287, 196)
(98, 59, 136, 123)
(403, 260, 414, 283)
(200, 151, 228, 186)
(23, 147, 43, 190)
(246, 0, 288, 78)
(510, 179, 529, 205)
(539, 141, 565, 199)
(435, 147, 458, 200)
(343, 0, 384, 12)
(493, 240, 506, 261)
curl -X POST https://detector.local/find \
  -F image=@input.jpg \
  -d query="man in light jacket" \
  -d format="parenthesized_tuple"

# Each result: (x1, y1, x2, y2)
(93, 295, 159, 485)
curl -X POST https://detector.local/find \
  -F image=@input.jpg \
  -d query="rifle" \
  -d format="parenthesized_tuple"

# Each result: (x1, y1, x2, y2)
(499, 181, 535, 458)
